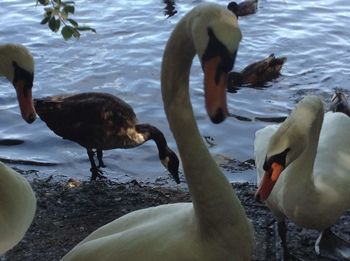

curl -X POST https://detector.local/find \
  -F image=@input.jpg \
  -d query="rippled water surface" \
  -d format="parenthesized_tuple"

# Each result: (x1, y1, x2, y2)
(1, 0, 350, 183)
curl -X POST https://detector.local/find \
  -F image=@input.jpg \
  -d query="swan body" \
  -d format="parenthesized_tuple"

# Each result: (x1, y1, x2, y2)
(0, 161, 36, 254)
(0, 44, 36, 123)
(62, 3, 254, 261)
(34, 92, 180, 182)
(255, 95, 350, 230)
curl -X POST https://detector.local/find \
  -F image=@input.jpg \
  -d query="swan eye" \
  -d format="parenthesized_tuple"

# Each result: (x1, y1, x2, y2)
(263, 148, 290, 171)
(202, 28, 235, 73)
(12, 61, 34, 92)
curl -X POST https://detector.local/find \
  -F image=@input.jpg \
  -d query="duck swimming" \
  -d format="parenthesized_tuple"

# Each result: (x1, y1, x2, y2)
(227, 0, 258, 17)
(227, 53, 286, 91)
(61, 3, 254, 261)
(0, 44, 36, 123)
(34, 92, 180, 182)
(255, 95, 350, 260)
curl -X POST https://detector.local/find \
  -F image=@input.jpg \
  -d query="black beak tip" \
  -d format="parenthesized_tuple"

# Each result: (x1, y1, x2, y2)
(172, 173, 180, 184)
(210, 108, 226, 124)
(26, 113, 36, 124)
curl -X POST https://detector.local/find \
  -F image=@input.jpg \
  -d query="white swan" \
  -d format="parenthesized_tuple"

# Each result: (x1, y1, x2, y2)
(255, 95, 350, 259)
(61, 3, 254, 261)
(0, 161, 36, 254)
(0, 44, 37, 253)
(0, 43, 36, 123)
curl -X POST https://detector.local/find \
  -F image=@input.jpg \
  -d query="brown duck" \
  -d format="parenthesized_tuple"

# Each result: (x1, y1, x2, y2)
(34, 92, 180, 182)
(227, 0, 258, 17)
(227, 54, 286, 90)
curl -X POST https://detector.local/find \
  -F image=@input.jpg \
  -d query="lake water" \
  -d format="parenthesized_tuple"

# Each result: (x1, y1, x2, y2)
(1, 0, 350, 184)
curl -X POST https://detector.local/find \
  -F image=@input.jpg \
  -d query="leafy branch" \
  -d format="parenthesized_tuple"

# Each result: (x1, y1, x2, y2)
(37, 0, 96, 40)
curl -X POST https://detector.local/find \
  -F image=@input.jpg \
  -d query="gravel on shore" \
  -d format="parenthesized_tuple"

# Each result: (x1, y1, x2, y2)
(1, 174, 349, 261)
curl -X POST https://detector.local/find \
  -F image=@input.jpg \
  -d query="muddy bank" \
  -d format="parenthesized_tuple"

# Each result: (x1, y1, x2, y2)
(1, 175, 349, 260)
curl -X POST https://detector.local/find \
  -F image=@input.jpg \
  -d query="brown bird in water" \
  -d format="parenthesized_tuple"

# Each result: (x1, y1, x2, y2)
(34, 92, 180, 183)
(227, 0, 258, 17)
(227, 54, 287, 90)
(330, 91, 350, 117)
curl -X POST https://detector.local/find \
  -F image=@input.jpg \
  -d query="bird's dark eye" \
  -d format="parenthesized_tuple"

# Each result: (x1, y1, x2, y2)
(12, 61, 34, 91)
(202, 28, 236, 73)
(263, 148, 290, 171)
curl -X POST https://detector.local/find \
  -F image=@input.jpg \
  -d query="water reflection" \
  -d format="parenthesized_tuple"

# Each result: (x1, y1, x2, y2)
(1, 0, 350, 183)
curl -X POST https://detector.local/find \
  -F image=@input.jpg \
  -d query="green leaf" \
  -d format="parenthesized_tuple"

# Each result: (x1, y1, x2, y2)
(49, 17, 60, 32)
(61, 25, 75, 40)
(40, 16, 50, 25)
(77, 26, 96, 33)
(63, 5, 75, 14)
(67, 18, 78, 27)
(72, 30, 81, 38)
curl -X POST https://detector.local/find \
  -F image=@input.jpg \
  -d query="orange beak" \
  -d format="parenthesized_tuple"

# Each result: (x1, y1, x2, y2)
(14, 80, 36, 124)
(255, 162, 284, 202)
(203, 56, 229, 124)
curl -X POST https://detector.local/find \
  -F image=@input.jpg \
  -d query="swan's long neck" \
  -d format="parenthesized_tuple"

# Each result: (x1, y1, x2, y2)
(282, 110, 325, 213)
(0, 45, 12, 82)
(161, 17, 247, 231)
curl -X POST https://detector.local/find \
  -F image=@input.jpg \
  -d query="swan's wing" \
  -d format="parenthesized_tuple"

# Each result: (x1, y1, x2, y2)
(254, 124, 280, 183)
(314, 112, 350, 186)
(0, 162, 36, 254)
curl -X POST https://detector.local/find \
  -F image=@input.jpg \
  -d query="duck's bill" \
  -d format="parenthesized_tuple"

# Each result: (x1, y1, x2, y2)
(15, 80, 36, 124)
(255, 162, 284, 202)
(203, 56, 228, 124)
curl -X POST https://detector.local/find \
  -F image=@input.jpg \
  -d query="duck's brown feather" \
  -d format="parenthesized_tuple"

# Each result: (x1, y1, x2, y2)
(34, 92, 138, 149)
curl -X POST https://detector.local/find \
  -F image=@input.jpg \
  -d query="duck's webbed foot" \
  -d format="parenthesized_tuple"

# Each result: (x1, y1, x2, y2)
(315, 228, 350, 261)
(90, 166, 106, 181)
(87, 148, 107, 180)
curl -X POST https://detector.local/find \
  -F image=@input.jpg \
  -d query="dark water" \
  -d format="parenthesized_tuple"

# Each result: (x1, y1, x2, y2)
(1, 0, 350, 183)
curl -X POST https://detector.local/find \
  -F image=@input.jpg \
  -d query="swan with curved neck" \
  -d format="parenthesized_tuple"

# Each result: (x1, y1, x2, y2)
(0, 44, 36, 123)
(255, 95, 350, 259)
(0, 162, 36, 254)
(61, 3, 254, 261)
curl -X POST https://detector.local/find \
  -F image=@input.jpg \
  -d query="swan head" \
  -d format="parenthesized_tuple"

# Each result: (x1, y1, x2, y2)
(255, 96, 324, 201)
(191, 4, 242, 123)
(0, 44, 36, 123)
(161, 148, 180, 184)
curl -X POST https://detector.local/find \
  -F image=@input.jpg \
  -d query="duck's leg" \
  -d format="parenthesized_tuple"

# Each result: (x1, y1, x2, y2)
(86, 149, 105, 180)
(278, 221, 305, 261)
(315, 228, 350, 260)
(96, 149, 106, 168)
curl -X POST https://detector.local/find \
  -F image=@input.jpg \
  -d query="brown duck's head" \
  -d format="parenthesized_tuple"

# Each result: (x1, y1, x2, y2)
(161, 148, 180, 184)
